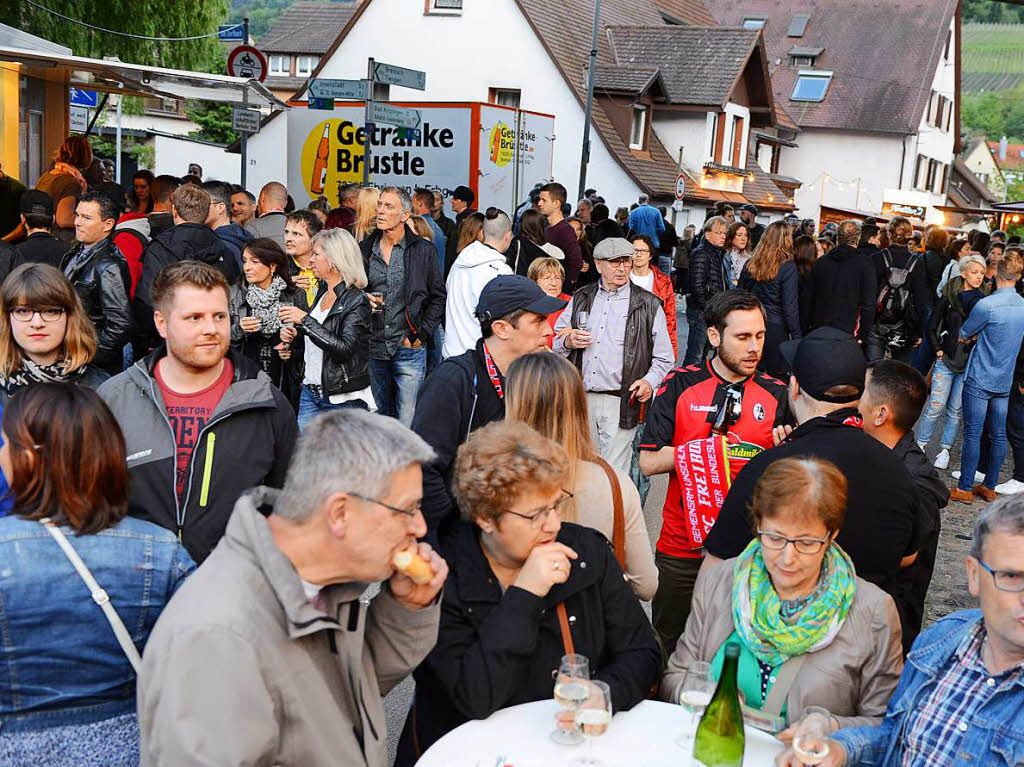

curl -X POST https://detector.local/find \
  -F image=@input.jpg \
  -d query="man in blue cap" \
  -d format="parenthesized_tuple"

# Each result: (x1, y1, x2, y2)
(412, 275, 566, 539)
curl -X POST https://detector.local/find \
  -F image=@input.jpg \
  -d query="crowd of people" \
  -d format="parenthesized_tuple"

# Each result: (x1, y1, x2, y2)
(0, 134, 1023, 767)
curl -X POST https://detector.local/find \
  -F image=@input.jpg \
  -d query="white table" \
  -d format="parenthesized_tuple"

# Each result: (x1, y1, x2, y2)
(416, 699, 784, 767)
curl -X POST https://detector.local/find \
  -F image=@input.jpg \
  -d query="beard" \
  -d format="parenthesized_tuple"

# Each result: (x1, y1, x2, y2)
(167, 333, 229, 373)
(716, 341, 760, 378)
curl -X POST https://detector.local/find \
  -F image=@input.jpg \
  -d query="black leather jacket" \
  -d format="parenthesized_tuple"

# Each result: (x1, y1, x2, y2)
(298, 282, 371, 396)
(61, 237, 132, 374)
(686, 239, 728, 311)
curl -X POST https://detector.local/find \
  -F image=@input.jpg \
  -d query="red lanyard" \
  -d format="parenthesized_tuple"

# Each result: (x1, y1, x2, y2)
(482, 344, 504, 399)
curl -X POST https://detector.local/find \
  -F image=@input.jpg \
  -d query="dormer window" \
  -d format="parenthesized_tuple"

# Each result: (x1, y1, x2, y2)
(789, 46, 823, 68)
(630, 105, 648, 150)
(791, 70, 832, 102)
(742, 16, 766, 29)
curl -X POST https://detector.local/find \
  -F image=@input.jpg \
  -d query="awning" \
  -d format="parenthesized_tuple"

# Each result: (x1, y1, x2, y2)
(0, 45, 289, 109)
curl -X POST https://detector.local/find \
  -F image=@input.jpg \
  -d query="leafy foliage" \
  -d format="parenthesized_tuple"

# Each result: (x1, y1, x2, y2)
(187, 101, 239, 145)
(962, 89, 1024, 144)
(963, 0, 1024, 24)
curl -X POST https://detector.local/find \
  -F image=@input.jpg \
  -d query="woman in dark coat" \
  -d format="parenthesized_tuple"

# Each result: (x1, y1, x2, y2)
(506, 208, 551, 276)
(395, 420, 660, 766)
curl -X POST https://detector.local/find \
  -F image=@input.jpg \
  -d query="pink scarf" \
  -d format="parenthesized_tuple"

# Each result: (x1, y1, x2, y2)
(53, 161, 87, 193)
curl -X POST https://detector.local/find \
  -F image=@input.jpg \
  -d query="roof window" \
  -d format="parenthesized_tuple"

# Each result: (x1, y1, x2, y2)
(787, 13, 810, 37)
(742, 16, 766, 29)
(791, 70, 832, 102)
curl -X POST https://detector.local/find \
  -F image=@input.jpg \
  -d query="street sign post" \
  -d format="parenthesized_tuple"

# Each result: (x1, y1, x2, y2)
(69, 88, 98, 108)
(366, 101, 422, 129)
(309, 78, 368, 101)
(227, 45, 267, 82)
(69, 106, 89, 133)
(218, 23, 245, 41)
(373, 62, 426, 91)
(232, 107, 261, 134)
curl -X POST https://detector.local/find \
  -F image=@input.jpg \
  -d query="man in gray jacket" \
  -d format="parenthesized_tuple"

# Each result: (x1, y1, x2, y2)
(138, 410, 448, 767)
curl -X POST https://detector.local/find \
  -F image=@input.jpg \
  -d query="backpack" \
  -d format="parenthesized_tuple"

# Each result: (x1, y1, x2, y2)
(876, 249, 920, 329)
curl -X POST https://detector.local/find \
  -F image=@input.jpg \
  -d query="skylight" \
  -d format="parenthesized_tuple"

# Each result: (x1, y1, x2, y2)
(791, 70, 833, 102)
(787, 13, 810, 37)
(743, 17, 766, 29)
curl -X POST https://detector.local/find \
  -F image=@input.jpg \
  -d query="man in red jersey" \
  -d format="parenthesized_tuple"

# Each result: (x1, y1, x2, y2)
(639, 289, 791, 655)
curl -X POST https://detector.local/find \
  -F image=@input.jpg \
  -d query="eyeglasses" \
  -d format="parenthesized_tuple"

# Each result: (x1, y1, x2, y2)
(633, 249, 650, 256)
(503, 490, 574, 527)
(757, 530, 831, 555)
(10, 307, 66, 323)
(348, 492, 421, 518)
(606, 259, 632, 270)
(976, 559, 1024, 593)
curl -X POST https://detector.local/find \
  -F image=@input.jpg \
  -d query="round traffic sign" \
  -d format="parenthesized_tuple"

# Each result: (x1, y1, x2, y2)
(675, 173, 687, 201)
(227, 45, 268, 82)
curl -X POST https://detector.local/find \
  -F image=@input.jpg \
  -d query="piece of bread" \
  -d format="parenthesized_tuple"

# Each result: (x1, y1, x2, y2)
(393, 549, 433, 584)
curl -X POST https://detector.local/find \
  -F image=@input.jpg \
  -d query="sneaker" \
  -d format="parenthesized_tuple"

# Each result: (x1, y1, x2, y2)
(949, 487, 974, 504)
(933, 449, 950, 470)
(974, 484, 997, 503)
(995, 478, 1024, 495)
(951, 470, 985, 483)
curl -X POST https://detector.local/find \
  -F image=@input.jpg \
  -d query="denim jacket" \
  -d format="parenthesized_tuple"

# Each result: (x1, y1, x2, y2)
(0, 515, 194, 731)
(833, 609, 1024, 766)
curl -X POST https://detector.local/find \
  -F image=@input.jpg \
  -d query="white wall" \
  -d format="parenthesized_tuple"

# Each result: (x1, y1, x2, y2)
(115, 113, 197, 137)
(911, 15, 957, 196)
(242, 111, 289, 196)
(153, 135, 240, 183)
(652, 112, 707, 170)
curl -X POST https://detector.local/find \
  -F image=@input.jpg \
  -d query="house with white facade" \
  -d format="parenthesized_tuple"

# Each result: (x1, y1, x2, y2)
(706, 0, 960, 226)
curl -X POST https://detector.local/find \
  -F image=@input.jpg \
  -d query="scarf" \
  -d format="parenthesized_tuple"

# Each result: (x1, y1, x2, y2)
(732, 539, 856, 667)
(3, 358, 85, 394)
(246, 275, 287, 336)
(53, 161, 87, 193)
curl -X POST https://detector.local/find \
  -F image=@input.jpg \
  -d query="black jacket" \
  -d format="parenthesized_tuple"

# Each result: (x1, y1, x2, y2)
(506, 235, 548, 277)
(135, 223, 242, 348)
(412, 339, 505, 539)
(687, 240, 728, 311)
(926, 277, 982, 374)
(922, 248, 946, 302)
(15, 230, 69, 270)
(61, 237, 133, 374)
(747, 221, 766, 250)
(214, 222, 252, 270)
(0, 242, 14, 285)
(394, 521, 660, 766)
(810, 244, 877, 341)
(870, 245, 930, 338)
(97, 347, 298, 563)
(359, 225, 446, 345)
(588, 218, 625, 248)
(297, 282, 372, 396)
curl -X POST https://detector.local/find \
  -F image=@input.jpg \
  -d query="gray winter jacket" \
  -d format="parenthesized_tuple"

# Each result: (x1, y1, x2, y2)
(138, 487, 441, 767)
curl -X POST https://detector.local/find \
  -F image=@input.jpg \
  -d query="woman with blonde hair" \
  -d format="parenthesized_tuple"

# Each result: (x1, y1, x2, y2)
(278, 227, 373, 428)
(352, 186, 379, 242)
(739, 220, 801, 377)
(506, 351, 658, 600)
(455, 210, 485, 255)
(35, 136, 93, 241)
(527, 256, 571, 346)
(0, 263, 108, 404)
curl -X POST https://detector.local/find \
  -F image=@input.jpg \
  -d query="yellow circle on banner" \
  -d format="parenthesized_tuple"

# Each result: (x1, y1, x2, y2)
(488, 122, 515, 167)
(299, 119, 366, 207)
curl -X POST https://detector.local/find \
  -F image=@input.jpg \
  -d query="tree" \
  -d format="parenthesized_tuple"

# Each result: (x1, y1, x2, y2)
(0, 0, 229, 71)
(187, 101, 239, 145)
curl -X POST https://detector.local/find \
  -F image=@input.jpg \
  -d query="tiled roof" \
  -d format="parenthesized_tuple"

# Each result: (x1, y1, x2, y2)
(266, 75, 309, 92)
(259, 1, 361, 54)
(651, 0, 717, 25)
(987, 140, 1024, 172)
(949, 158, 997, 205)
(704, 0, 958, 135)
(607, 25, 761, 106)
(592, 65, 662, 95)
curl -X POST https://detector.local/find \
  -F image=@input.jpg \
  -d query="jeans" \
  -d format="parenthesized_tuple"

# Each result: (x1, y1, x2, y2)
(426, 325, 444, 375)
(368, 345, 426, 426)
(910, 306, 935, 375)
(916, 358, 964, 449)
(1008, 384, 1024, 482)
(958, 378, 1009, 491)
(683, 306, 707, 366)
(297, 385, 369, 431)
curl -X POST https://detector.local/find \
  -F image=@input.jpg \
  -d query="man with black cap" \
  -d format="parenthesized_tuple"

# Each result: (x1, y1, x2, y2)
(413, 274, 565, 539)
(702, 327, 921, 640)
(554, 237, 674, 474)
(13, 190, 68, 270)
(738, 204, 765, 250)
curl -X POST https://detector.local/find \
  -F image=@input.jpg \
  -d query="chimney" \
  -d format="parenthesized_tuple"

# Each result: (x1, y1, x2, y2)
(1000, 136, 1008, 162)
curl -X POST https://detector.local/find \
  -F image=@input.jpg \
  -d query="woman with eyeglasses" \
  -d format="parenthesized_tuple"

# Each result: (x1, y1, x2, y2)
(394, 419, 660, 766)
(0, 264, 109, 404)
(661, 456, 903, 735)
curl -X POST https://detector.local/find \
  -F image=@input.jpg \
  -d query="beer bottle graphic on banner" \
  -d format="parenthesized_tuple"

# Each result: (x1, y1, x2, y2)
(310, 123, 330, 195)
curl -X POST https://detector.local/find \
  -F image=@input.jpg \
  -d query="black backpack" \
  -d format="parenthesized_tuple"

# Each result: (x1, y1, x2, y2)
(876, 249, 920, 328)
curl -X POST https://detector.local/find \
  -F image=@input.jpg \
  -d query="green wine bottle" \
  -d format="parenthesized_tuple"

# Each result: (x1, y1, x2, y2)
(693, 642, 745, 766)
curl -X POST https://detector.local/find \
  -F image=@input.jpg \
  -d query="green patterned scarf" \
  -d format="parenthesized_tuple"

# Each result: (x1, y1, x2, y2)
(731, 539, 856, 667)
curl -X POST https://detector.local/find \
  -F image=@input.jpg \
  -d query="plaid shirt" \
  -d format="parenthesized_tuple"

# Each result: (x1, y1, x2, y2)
(902, 619, 1024, 767)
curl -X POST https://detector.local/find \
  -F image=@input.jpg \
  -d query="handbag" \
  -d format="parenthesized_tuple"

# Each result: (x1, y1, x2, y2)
(628, 403, 651, 506)
(40, 518, 142, 673)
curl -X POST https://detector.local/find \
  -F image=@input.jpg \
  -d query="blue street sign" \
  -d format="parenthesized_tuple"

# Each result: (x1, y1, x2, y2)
(69, 88, 98, 108)
(218, 24, 245, 41)
(308, 97, 333, 111)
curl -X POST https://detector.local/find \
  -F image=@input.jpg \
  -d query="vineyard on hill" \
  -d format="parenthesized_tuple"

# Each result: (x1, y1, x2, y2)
(963, 23, 1024, 92)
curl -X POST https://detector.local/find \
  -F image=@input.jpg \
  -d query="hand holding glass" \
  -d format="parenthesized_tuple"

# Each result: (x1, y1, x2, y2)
(551, 654, 590, 746)
(570, 679, 612, 767)
(577, 310, 590, 331)
(793, 707, 832, 766)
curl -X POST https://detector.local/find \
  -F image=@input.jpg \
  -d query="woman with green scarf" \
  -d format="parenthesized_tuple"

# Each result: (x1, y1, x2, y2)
(661, 456, 903, 733)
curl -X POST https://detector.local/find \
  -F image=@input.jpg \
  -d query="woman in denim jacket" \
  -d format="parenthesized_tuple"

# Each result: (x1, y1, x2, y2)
(0, 384, 194, 766)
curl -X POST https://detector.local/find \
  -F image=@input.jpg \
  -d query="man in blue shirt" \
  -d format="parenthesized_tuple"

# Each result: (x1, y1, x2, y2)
(626, 194, 664, 248)
(951, 248, 1024, 504)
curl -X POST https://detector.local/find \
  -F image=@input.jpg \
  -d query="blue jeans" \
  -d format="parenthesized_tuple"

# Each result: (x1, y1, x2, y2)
(683, 306, 707, 366)
(958, 378, 1009, 491)
(297, 385, 369, 431)
(426, 325, 444, 375)
(910, 306, 935, 375)
(1008, 384, 1024, 482)
(916, 358, 964, 450)
(369, 345, 426, 426)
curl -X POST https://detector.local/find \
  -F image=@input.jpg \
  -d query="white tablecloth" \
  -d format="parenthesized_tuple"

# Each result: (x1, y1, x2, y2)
(416, 699, 784, 767)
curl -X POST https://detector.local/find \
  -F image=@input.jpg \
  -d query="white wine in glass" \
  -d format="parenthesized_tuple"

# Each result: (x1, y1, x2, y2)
(675, 661, 714, 750)
(577, 310, 590, 332)
(551, 654, 589, 746)
(793, 706, 832, 766)
(570, 680, 612, 767)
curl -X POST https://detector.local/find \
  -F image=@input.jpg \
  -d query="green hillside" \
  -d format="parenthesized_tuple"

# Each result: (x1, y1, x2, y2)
(963, 23, 1024, 92)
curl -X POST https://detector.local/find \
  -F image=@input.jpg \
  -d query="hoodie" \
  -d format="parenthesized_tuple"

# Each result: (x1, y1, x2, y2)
(810, 243, 877, 341)
(441, 240, 512, 358)
(214, 221, 253, 270)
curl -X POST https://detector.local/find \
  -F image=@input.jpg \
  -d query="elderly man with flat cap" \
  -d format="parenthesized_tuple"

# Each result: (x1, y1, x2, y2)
(554, 236, 674, 475)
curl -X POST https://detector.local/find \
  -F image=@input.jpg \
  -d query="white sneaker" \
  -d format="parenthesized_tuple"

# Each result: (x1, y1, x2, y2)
(933, 449, 950, 470)
(995, 478, 1024, 495)
(951, 470, 985, 483)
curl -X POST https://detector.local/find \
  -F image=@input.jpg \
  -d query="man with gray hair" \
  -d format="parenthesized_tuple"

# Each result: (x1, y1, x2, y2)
(138, 409, 448, 767)
(810, 218, 876, 343)
(359, 186, 446, 425)
(779, 494, 1024, 767)
(684, 214, 730, 364)
(442, 208, 513, 357)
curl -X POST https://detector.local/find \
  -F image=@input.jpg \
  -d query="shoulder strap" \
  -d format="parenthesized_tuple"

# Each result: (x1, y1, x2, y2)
(593, 456, 626, 568)
(40, 518, 142, 673)
(556, 602, 575, 655)
(760, 653, 808, 718)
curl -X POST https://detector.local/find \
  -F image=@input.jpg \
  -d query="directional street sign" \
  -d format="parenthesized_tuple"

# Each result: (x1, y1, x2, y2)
(373, 62, 426, 91)
(69, 87, 98, 108)
(232, 107, 261, 133)
(227, 45, 267, 83)
(309, 78, 368, 101)
(69, 106, 89, 133)
(366, 101, 422, 130)
(218, 24, 245, 41)
(308, 97, 333, 111)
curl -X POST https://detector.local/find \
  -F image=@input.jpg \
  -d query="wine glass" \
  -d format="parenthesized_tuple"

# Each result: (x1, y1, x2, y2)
(577, 310, 591, 332)
(675, 661, 714, 751)
(570, 679, 612, 767)
(551, 654, 590, 745)
(792, 706, 832, 765)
